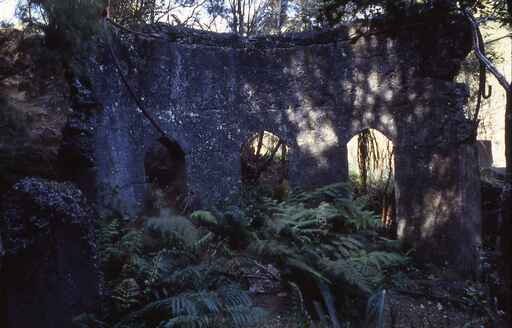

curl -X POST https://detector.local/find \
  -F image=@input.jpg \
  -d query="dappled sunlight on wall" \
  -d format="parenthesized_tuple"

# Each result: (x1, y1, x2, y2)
(286, 105, 338, 168)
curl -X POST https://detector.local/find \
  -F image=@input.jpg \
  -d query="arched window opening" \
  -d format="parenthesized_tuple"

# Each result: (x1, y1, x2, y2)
(144, 137, 187, 214)
(347, 129, 396, 233)
(241, 131, 289, 200)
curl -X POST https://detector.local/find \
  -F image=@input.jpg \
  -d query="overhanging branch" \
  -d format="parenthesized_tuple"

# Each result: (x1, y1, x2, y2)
(463, 8, 512, 94)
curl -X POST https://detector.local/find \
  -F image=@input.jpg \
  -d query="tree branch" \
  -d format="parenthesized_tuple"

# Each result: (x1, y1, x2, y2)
(463, 8, 512, 94)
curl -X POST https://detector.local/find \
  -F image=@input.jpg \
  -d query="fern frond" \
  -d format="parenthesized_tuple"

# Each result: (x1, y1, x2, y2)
(363, 251, 408, 270)
(145, 215, 204, 253)
(320, 259, 373, 294)
(285, 282, 312, 328)
(217, 285, 252, 308)
(119, 230, 144, 255)
(193, 232, 214, 253)
(335, 197, 380, 231)
(117, 285, 265, 328)
(248, 239, 296, 260)
(96, 218, 122, 266)
(162, 314, 216, 328)
(121, 254, 152, 280)
(287, 183, 350, 205)
(286, 258, 330, 284)
(190, 211, 218, 226)
(112, 278, 142, 311)
(226, 306, 267, 328)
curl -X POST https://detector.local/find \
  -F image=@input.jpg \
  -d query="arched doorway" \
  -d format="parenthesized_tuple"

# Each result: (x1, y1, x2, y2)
(241, 131, 289, 200)
(347, 128, 396, 233)
(144, 137, 187, 213)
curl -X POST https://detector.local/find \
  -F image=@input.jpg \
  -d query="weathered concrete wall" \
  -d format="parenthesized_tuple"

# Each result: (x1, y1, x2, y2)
(76, 13, 480, 272)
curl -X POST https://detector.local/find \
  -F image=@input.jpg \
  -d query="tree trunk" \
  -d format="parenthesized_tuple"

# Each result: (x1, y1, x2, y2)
(503, 89, 512, 320)
(503, 0, 512, 319)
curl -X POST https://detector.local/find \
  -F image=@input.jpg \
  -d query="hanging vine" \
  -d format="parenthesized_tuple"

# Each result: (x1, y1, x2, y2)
(357, 129, 381, 192)
(355, 129, 396, 232)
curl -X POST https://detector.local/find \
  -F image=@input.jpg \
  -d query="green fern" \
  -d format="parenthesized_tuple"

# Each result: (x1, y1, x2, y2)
(119, 229, 144, 255)
(287, 183, 350, 205)
(86, 183, 408, 328)
(359, 251, 408, 271)
(320, 258, 373, 294)
(286, 282, 313, 328)
(240, 184, 408, 303)
(190, 211, 219, 227)
(112, 278, 142, 311)
(335, 196, 380, 231)
(115, 285, 267, 328)
(145, 214, 202, 250)
(96, 218, 122, 267)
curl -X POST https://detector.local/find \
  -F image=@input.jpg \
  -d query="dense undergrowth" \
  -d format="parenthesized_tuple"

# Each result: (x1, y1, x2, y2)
(74, 183, 409, 328)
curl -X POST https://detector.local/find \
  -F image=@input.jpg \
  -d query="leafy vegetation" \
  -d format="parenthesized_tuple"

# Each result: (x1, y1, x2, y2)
(78, 209, 268, 328)
(2, 0, 511, 324)
(16, 0, 104, 51)
(233, 183, 408, 319)
(13, 0, 503, 44)
(75, 183, 409, 327)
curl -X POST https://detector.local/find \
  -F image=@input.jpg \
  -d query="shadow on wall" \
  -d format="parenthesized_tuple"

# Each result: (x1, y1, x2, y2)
(394, 144, 481, 275)
(270, 13, 477, 274)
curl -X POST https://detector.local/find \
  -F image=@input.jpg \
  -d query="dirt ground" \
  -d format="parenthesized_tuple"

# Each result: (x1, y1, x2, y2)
(247, 260, 510, 328)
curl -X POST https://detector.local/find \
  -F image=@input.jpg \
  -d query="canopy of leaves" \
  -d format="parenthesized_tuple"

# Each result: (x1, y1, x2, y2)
(16, 0, 104, 49)
(13, 0, 511, 45)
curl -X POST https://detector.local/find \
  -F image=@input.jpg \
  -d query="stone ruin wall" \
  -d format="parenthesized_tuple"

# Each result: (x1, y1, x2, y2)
(74, 13, 480, 273)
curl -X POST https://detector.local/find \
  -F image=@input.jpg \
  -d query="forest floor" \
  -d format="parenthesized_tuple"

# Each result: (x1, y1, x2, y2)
(379, 264, 507, 328)
(247, 256, 509, 328)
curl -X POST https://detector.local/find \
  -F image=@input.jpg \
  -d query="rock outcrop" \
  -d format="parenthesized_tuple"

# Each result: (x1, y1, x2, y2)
(0, 177, 100, 328)
(0, 29, 70, 194)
